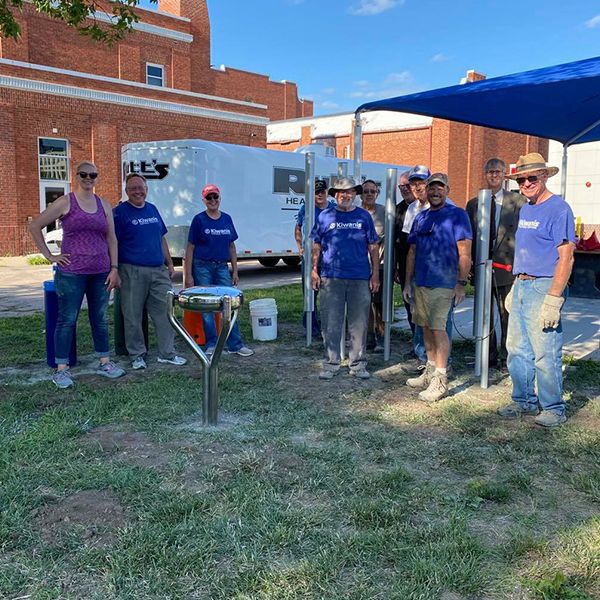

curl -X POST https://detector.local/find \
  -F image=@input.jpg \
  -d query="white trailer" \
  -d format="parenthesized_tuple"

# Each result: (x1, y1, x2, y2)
(121, 139, 409, 265)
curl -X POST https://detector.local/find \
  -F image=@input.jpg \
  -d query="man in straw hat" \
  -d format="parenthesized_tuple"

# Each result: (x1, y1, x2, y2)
(310, 177, 380, 380)
(497, 153, 576, 427)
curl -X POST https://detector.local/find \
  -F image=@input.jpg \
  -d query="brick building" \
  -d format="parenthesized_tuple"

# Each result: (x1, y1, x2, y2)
(0, 0, 312, 255)
(267, 72, 548, 206)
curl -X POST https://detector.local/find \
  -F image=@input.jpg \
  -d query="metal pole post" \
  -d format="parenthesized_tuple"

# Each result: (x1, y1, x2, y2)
(338, 162, 347, 179)
(383, 168, 397, 362)
(474, 189, 492, 377)
(480, 260, 493, 389)
(304, 152, 316, 347)
(561, 144, 568, 199)
(353, 114, 362, 182)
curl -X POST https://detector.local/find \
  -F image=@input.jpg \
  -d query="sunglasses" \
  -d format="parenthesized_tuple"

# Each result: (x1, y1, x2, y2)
(205, 194, 220, 200)
(516, 175, 540, 185)
(78, 172, 98, 180)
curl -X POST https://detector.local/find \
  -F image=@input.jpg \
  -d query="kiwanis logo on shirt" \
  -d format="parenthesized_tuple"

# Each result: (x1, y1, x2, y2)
(131, 217, 159, 226)
(204, 228, 231, 236)
(328, 221, 363, 230)
(518, 218, 540, 230)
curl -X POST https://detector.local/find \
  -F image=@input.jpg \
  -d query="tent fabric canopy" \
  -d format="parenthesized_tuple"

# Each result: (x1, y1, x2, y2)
(356, 56, 600, 146)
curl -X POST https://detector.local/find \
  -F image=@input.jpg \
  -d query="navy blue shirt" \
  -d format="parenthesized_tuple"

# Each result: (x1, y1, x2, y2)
(188, 211, 238, 262)
(408, 203, 472, 289)
(113, 201, 168, 267)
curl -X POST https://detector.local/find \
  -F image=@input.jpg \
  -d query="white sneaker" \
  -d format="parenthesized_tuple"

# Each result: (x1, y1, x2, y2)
(157, 355, 187, 366)
(132, 356, 147, 370)
(231, 346, 254, 357)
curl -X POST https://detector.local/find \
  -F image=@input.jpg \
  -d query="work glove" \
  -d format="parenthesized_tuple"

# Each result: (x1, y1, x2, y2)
(402, 284, 413, 305)
(505, 286, 514, 313)
(540, 294, 564, 329)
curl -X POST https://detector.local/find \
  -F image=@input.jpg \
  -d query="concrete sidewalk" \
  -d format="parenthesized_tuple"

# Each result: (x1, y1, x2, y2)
(394, 296, 600, 360)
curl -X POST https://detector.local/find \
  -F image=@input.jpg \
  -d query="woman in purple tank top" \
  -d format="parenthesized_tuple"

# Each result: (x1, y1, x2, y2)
(29, 160, 126, 388)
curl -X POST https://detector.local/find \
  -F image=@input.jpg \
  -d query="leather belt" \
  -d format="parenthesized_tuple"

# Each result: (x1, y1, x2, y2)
(517, 274, 538, 280)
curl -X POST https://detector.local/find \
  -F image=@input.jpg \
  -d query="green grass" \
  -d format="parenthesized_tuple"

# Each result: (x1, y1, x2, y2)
(0, 282, 599, 599)
(26, 255, 52, 266)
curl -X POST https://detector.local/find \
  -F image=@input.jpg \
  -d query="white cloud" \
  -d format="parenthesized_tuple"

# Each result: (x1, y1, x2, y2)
(384, 71, 412, 84)
(349, 0, 403, 17)
(353, 79, 371, 87)
(320, 100, 340, 109)
(321, 87, 336, 95)
(348, 70, 417, 99)
(431, 53, 449, 62)
(585, 14, 600, 28)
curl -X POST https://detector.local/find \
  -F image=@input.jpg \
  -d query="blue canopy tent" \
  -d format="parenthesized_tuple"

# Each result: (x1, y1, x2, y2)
(355, 55, 600, 196)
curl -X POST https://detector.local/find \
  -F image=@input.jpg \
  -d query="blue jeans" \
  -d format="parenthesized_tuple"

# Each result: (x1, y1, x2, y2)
(506, 277, 566, 416)
(413, 300, 454, 365)
(54, 270, 110, 365)
(192, 260, 244, 351)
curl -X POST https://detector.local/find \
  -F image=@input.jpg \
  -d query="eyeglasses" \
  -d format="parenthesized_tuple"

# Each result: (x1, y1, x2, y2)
(399, 184, 411, 189)
(205, 194, 220, 200)
(78, 172, 98, 180)
(362, 188, 378, 195)
(516, 175, 540, 185)
(487, 170, 504, 176)
(409, 182, 426, 189)
(315, 189, 327, 195)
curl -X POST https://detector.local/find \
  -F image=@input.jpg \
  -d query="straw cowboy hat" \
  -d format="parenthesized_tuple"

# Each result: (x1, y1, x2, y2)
(507, 152, 559, 179)
(328, 176, 363, 197)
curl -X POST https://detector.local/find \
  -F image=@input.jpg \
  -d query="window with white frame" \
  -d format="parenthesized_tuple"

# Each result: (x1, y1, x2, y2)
(146, 63, 165, 87)
(38, 138, 69, 181)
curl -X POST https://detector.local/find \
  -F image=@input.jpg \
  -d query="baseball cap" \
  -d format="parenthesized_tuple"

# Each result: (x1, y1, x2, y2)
(202, 184, 220, 198)
(315, 179, 327, 193)
(408, 165, 431, 181)
(426, 172, 449, 186)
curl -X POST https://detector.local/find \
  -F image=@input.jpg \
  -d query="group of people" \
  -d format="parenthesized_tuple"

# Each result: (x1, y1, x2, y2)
(29, 163, 253, 390)
(303, 152, 575, 427)
(30, 151, 576, 428)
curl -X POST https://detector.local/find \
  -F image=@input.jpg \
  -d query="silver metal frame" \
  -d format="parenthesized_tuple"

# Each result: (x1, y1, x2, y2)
(167, 291, 236, 425)
(303, 152, 316, 347)
(353, 115, 362, 182)
(383, 168, 397, 361)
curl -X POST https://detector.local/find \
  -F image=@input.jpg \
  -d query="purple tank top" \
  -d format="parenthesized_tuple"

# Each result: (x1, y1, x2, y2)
(59, 193, 111, 275)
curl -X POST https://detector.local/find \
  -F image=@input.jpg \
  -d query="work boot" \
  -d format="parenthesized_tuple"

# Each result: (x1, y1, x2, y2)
(406, 362, 435, 388)
(534, 411, 567, 428)
(497, 403, 538, 418)
(418, 372, 448, 402)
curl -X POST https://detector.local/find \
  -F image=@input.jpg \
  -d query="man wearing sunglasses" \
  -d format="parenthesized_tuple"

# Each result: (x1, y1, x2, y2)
(294, 179, 335, 338)
(403, 173, 472, 402)
(466, 158, 527, 370)
(497, 153, 576, 427)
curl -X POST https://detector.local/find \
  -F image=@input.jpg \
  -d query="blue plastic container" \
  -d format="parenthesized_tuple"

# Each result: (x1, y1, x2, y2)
(44, 279, 77, 368)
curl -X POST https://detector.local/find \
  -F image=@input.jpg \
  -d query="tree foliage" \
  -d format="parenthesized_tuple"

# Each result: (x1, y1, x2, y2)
(0, 0, 157, 44)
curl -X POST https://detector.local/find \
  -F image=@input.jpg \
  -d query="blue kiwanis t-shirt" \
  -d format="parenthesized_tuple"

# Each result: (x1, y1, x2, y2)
(513, 195, 575, 278)
(310, 206, 378, 280)
(296, 200, 336, 239)
(408, 203, 472, 289)
(113, 201, 168, 267)
(188, 211, 238, 262)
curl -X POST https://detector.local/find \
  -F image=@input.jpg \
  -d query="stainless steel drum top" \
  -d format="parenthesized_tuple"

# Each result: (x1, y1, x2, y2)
(176, 286, 244, 312)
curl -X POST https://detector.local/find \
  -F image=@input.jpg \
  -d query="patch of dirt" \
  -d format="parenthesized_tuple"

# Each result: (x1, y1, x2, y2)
(31, 489, 128, 548)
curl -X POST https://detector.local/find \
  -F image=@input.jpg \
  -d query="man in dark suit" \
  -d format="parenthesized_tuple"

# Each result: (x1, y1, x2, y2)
(466, 158, 527, 368)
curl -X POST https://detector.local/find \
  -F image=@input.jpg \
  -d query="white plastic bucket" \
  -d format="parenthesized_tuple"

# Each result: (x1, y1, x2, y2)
(249, 298, 278, 341)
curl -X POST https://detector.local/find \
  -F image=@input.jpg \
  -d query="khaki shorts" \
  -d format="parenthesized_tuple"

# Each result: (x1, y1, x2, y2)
(413, 286, 455, 330)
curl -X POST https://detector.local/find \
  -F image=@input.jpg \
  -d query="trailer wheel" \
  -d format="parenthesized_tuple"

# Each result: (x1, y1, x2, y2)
(282, 256, 301, 268)
(258, 257, 280, 268)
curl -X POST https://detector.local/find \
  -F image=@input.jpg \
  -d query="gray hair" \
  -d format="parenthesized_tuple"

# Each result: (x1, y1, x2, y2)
(484, 158, 506, 173)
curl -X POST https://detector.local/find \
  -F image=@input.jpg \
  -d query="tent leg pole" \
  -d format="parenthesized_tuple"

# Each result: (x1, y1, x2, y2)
(560, 144, 568, 199)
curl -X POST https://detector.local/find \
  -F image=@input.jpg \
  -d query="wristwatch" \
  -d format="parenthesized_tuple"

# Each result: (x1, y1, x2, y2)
(457, 280, 467, 286)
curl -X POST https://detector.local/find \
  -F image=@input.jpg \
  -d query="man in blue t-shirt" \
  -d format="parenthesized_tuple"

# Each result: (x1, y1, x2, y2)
(310, 177, 380, 380)
(114, 173, 187, 370)
(404, 173, 472, 402)
(497, 153, 576, 427)
(294, 179, 335, 337)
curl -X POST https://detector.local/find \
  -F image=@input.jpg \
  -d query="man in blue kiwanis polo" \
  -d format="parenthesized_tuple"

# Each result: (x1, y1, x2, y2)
(310, 177, 380, 380)
(114, 173, 187, 370)
(497, 153, 576, 427)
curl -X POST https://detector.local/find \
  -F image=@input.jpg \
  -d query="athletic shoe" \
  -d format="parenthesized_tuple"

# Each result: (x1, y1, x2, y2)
(52, 368, 74, 389)
(205, 346, 215, 357)
(230, 346, 254, 357)
(418, 373, 448, 402)
(97, 361, 125, 379)
(534, 411, 567, 427)
(497, 403, 538, 418)
(406, 363, 435, 389)
(319, 368, 339, 380)
(132, 356, 147, 370)
(157, 355, 187, 366)
(349, 367, 371, 379)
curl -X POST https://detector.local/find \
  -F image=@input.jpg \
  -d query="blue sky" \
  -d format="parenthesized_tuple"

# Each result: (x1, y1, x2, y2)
(145, 0, 600, 116)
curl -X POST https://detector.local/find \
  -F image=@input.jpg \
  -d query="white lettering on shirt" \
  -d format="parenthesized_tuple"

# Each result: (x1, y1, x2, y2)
(131, 217, 159, 226)
(518, 219, 540, 230)
(328, 222, 363, 230)
(204, 228, 231, 235)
